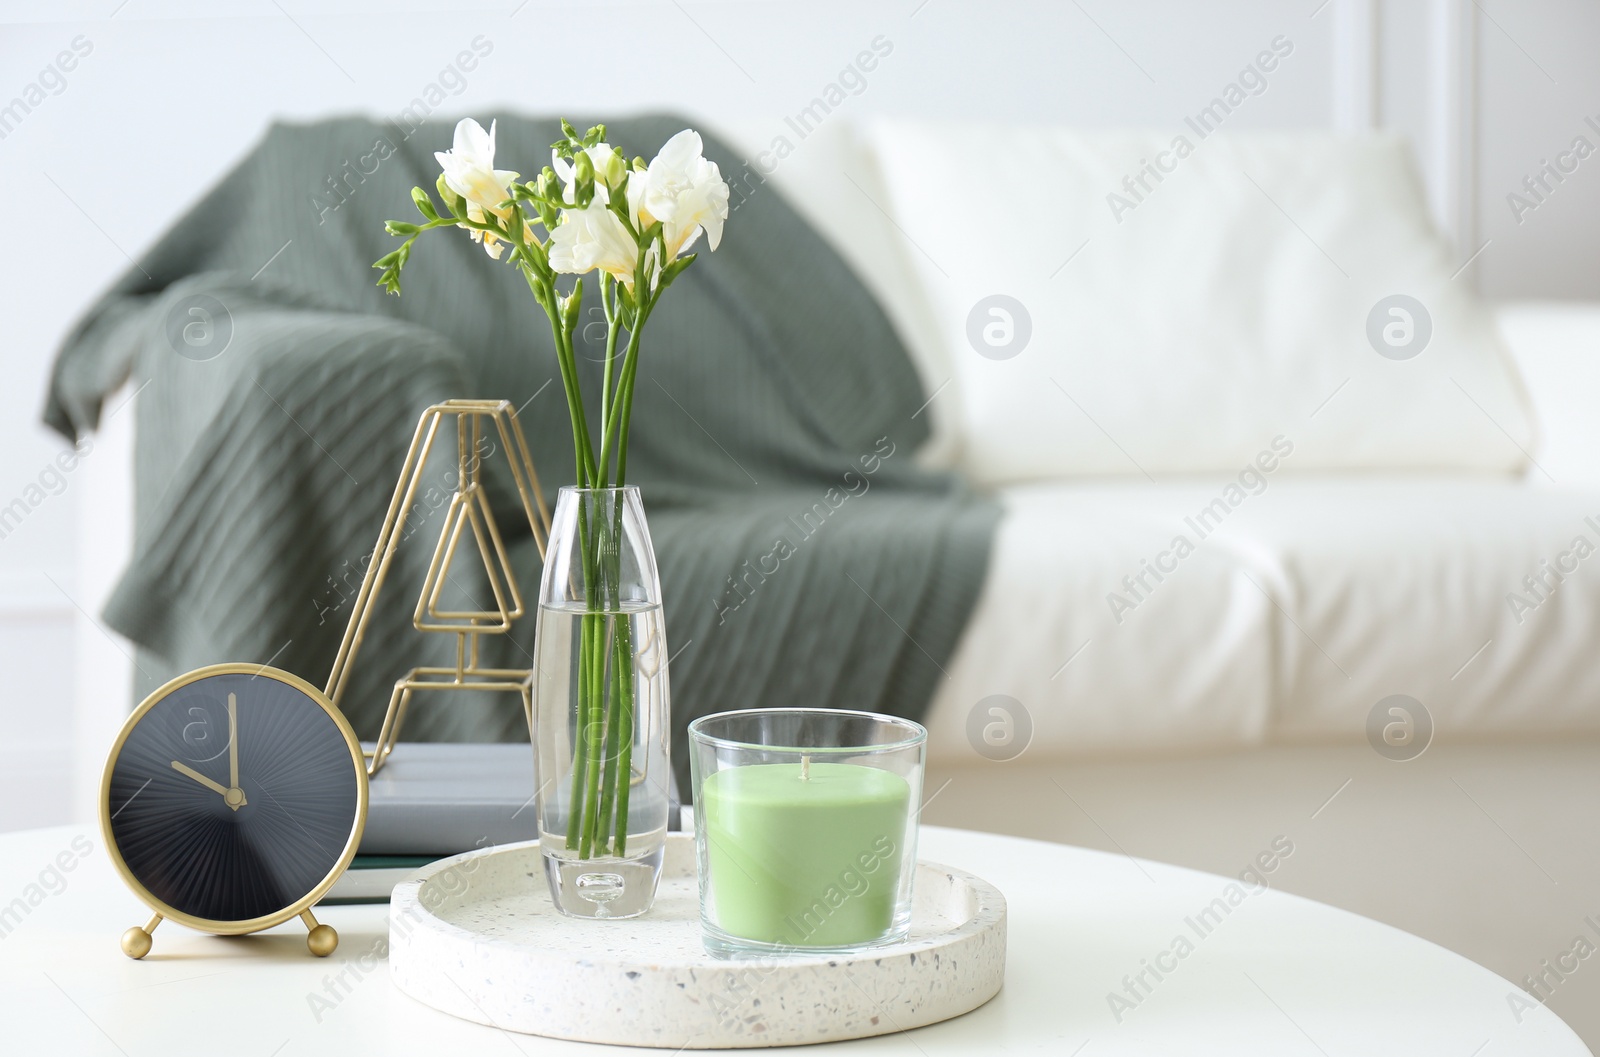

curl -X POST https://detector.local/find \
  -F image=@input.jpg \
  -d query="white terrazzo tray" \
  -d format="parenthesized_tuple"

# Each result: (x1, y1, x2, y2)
(387, 833, 1007, 1048)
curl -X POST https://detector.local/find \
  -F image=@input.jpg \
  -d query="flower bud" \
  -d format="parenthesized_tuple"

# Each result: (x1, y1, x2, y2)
(562, 279, 584, 330)
(435, 172, 463, 214)
(602, 151, 626, 189)
(410, 186, 438, 220)
(573, 152, 595, 204)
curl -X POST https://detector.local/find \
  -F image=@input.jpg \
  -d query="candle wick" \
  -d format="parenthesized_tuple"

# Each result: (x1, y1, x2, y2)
(800, 754, 810, 781)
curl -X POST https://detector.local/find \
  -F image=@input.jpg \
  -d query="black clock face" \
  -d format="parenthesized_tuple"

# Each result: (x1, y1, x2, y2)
(105, 670, 361, 924)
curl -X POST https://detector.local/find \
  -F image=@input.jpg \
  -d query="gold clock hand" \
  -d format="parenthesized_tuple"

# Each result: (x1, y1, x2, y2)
(171, 760, 229, 797)
(228, 693, 240, 790)
(171, 760, 248, 809)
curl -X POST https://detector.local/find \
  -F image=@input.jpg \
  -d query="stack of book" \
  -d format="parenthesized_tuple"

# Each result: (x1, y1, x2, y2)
(322, 743, 681, 903)
(323, 743, 537, 904)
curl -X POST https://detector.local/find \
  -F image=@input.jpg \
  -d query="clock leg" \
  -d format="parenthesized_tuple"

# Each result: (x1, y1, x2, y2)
(121, 913, 162, 959)
(301, 909, 338, 957)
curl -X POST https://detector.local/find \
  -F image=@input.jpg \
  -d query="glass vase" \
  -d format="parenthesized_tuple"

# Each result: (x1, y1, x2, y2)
(533, 486, 672, 918)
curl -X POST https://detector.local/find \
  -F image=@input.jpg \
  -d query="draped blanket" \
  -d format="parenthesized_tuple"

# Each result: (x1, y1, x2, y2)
(45, 115, 998, 786)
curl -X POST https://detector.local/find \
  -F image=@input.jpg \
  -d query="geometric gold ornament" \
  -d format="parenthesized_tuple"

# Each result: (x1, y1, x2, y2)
(322, 399, 551, 776)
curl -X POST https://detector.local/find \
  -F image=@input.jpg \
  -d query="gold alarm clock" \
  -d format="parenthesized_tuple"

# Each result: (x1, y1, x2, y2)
(99, 663, 368, 959)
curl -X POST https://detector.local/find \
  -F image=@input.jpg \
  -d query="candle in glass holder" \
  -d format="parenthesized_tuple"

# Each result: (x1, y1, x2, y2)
(700, 759, 910, 947)
(689, 709, 926, 956)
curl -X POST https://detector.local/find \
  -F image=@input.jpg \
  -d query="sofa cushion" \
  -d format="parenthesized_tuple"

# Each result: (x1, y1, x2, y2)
(869, 123, 1537, 484)
(925, 476, 1600, 762)
(925, 480, 1276, 761)
(1209, 476, 1600, 740)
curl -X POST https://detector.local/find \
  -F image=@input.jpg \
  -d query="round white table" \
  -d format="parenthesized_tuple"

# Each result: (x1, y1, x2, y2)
(0, 825, 1587, 1055)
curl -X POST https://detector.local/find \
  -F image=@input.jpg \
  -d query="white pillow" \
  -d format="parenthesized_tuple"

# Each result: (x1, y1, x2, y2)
(868, 122, 1537, 483)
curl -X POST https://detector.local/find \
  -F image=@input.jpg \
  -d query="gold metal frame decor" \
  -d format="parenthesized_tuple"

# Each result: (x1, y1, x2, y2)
(323, 399, 551, 775)
(99, 663, 368, 959)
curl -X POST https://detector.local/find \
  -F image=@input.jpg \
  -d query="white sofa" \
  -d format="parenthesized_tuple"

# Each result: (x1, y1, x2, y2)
(722, 120, 1600, 755)
(78, 120, 1600, 1038)
(710, 119, 1600, 1040)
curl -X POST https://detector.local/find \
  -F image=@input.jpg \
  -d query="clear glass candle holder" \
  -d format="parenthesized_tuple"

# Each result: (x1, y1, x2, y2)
(688, 708, 926, 957)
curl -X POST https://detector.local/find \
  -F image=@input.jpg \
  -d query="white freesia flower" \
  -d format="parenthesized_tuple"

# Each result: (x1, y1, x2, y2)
(552, 143, 623, 203)
(548, 200, 638, 282)
(434, 118, 519, 257)
(637, 130, 730, 260)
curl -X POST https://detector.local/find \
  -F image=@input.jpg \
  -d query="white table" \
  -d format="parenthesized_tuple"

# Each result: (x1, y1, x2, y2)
(0, 824, 1587, 1055)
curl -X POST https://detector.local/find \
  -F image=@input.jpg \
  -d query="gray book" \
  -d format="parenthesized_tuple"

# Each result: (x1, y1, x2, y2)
(357, 742, 681, 856)
(322, 854, 440, 904)
(359, 743, 539, 856)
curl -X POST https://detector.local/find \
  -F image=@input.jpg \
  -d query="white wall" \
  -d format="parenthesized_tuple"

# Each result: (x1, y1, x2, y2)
(1, 0, 1596, 830)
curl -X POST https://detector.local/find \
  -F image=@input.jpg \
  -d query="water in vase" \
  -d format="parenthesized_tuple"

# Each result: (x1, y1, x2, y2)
(534, 599, 672, 918)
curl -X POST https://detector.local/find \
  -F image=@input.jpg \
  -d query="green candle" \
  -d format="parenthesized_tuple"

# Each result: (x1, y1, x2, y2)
(699, 760, 911, 948)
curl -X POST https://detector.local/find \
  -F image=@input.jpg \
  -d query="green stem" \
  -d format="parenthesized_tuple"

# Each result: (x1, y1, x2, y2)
(522, 272, 607, 855)
(598, 300, 651, 487)
(579, 608, 607, 858)
(593, 515, 624, 852)
(566, 602, 591, 851)
(507, 222, 613, 857)
(610, 302, 652, 487)
(555, 322, 598, 486)
(582, 510, 609, 857)
(600, 297, 654, 855)
(608, 617, 635, 854)
(598, 277, 620, 482)
(566, 496, 598, 852)
(523, 270, 595, 487)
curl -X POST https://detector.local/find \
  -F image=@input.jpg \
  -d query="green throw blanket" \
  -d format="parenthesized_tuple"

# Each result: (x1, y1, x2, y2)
(45, 114, 997, 788)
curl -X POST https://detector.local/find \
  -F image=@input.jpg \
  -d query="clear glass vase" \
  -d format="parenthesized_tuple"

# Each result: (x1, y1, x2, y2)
(533, 486, 672, 918)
